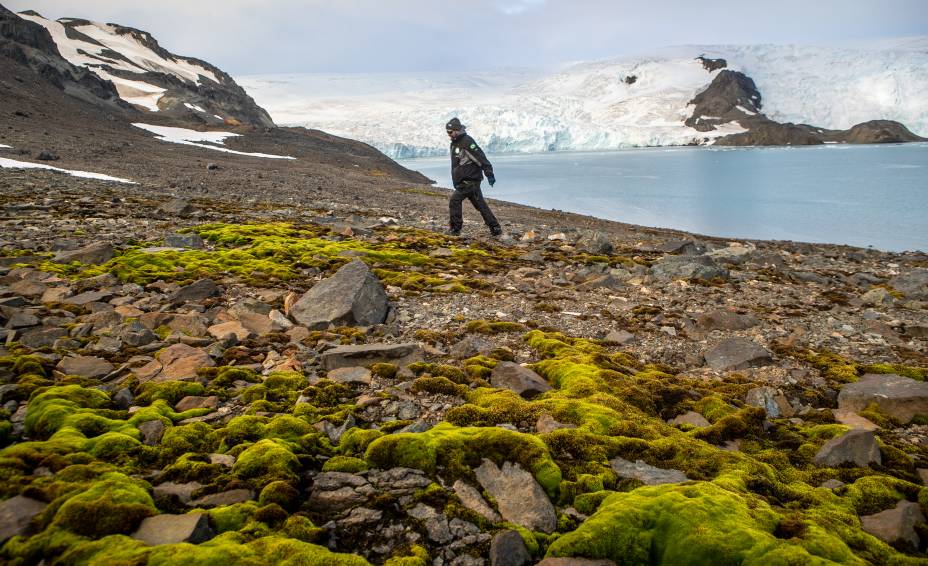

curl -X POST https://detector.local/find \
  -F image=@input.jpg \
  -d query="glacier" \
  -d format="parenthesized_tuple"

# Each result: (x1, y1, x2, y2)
(238, 40, 928, 158)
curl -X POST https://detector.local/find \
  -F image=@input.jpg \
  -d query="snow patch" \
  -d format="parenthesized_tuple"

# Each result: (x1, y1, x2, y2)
(735, 105, 757, 116)
(94, 69, 165, 111)
(132, 123, 295, 160)
(0, 157, 136, 183)
(0, 144, 11, 149)
(184, 102, 207, 113)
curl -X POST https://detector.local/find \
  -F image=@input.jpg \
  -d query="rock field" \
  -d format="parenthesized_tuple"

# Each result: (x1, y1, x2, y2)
(0, 164, 927, 565)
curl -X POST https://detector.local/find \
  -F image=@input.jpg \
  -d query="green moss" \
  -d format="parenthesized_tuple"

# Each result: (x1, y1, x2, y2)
(338, 428, 384, 456)
(322, 455, 370, 473)
(233, 439, 300, 489)
(283, 514, 325, 543)
(370, 363, 398, 379)
(411, 377, 469, 396)
(161, 421, 214, 459)
(546, 482, 858, 564)
(365, 422, 562, 497)
(384, 545, 430, 566)
(466, 320, 528, 334)
(208, 501, 259, 533)
(408, 362, 467, 383)
(52, 472, 156, 537)
(259, 480, 301, 510)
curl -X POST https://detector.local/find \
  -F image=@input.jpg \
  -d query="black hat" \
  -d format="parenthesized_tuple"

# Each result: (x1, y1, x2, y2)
(445, 117, 464, 131)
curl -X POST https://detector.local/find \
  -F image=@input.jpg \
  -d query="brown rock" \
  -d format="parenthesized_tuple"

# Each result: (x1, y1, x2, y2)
(157, 344, 213, 381)
(175, 395, 219, 412)
(838, 374, 928, 424)
(490, 362, 552, 399)
(860, 500, 925, 548)
(56, 355, 114, 379)
(474, 459, 556, 533)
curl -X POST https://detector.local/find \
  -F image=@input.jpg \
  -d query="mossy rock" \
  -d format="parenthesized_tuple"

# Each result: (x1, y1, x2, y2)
(233, 439, 300, 489)
(546, 482, 859, 564)
(322, 455, 369, 473)
(51, 473, 156, 538)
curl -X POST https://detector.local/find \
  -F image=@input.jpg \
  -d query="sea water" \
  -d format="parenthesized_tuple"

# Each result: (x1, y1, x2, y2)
(403, 143, 928, 252)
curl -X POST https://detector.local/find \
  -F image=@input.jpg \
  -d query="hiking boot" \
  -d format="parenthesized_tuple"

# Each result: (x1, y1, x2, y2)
(448, 229, 461, 237)
(490, 228, 503, 237)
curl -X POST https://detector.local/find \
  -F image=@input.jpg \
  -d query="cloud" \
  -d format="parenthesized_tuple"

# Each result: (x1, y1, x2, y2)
(4, 0, 926, 75)
(496, 0, 546, 15)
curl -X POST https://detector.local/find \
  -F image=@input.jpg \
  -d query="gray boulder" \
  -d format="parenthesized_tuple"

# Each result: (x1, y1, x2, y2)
(164, 233, 204, 249)
(159, 199, 198, 217)
(0, 495, 46, 543)
(168, 279, 219, 306)
(290, 260, 389, 330)
(669, 411, 710, 428)
(131, 512, 214, 545)
(320, 342, 422, 371)
(691, 310, 759, 334)
(650, 255, 729, 281)
(813, 430, 881, 467)
(490, 362, 552, 399)
(453, 480, 501, 523)
(490, 530, 531, 566)
(56, 355, 114, 378)
(889, 269, 928, 301)
(609, 457, 688, 485)
(576, 231, 614, 255)
(475, 459, 556, 533)
(52, 242, 114, 264)
(745, 386, 794, 418)
(838, 374, 928, 424)
(860, 500, 925, 548)
(703, 338, 773, 371)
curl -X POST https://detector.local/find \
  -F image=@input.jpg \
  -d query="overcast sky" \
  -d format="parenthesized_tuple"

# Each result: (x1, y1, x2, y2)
(7, 0, 928, 75)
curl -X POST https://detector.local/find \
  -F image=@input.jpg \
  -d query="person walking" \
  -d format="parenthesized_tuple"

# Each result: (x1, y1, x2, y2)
(445, 117, 502, 236)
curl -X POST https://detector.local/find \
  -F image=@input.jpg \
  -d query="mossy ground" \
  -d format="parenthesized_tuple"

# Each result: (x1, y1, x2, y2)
(4, 218, 928, 564)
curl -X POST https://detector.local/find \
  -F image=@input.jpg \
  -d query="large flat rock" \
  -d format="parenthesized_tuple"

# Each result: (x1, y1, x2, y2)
(131, 512, 214, 545)
(474, 459, 556, 533)
(290, 259, 389, 329)
(703, 338, 773, 371)
(320, 342, 422, 371)
(838, 374, 928, 424)
(0, 495, 46, 543)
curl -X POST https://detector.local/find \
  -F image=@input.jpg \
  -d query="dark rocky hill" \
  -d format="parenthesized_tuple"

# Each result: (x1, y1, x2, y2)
(687, 67, 927, 146)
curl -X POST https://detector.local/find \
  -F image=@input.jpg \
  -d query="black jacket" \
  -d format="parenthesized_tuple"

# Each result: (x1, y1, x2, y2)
(450, 133, 493, 188)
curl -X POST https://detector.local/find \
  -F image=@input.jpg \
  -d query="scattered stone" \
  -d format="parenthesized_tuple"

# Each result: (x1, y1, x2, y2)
(327, 366, 373, 386)
(320, 343, 422, 371)
(189, 489, 253, 508)
(703, 338, 773, 371)
(650, 255, 729, 281)
(474, 459, 556, 533)
(0, 495, 46, 543)
(131, 512, 214, 545)
(691, 310, 759, 334)
(860, 287, 894, 307)
(452, 480, 501, 523)
(407, 504, 452, 543)
(602, 329, 635, 345)
(833, 410, 880, 432)
(156, 344, 214, 381)
(308, 472, 373, 513)
(819, 479, 845, 490)
(838, 374, 928, 424)
(52, 241, 114, 264)
(169, 278, 219, 306)
(290, 259, 389, 329)
(56, 355, 114, 378)
(669, 411, 710, 427)
(175, 395, 219, 412)
(490, 530, 531, 566)
(450, 335, 494, 359)
(490, 362, 552, 399)
(536, 413, 576, 433)
(207, 320, 254, 341)
(138, 419, 166, 445)
(209, 454, 235, 467)
(860, 500, 925, 548)
(744, 387, 794, 418)
(159, 198, 198, 217)
(609, 457, 689, 485)
(164, 233, 204, 249)
(813, 430, 881, 467)
(153, 481, 203, 506)
(889, 269, 928, 301)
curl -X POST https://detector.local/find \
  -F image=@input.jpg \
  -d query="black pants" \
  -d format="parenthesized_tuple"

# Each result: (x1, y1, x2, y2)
(449, 181, 500, 233)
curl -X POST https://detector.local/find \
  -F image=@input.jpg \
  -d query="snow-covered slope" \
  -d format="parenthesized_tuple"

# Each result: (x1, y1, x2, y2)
(18, 10, 273, 126)
(240, 41, 928, 157)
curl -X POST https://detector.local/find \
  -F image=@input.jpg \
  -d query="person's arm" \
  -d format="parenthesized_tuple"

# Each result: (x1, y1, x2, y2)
(464, 138, 495, 184)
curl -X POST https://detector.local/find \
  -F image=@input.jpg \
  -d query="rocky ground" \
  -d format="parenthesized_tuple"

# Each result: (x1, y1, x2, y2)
(0, 160, 927, 566)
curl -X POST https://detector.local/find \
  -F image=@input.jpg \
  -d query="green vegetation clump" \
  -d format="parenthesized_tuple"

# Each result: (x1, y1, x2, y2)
(233, 439, 301, 489)
(465, 320, 528, 334)
(322, 455, 370, 473)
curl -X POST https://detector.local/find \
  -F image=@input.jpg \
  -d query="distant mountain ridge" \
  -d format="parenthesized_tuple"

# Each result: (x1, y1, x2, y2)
(240, 41, 928, 157)
(8, 6, 273, 127)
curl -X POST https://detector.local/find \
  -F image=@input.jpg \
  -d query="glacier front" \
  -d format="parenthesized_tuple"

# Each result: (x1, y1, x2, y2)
(239, 40, 928, 158)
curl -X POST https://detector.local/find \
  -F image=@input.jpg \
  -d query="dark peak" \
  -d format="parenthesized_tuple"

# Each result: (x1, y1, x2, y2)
(685, 70, 763, 131)
(17, 9, 44, 17)
(696, 55, 727, 72)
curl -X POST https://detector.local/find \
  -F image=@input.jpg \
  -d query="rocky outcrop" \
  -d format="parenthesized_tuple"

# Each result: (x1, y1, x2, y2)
(838, 374, 928, 424)
(686, 68, 926, 146)
(0, 7, 125, 108)
(290, 260, 390, 330)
